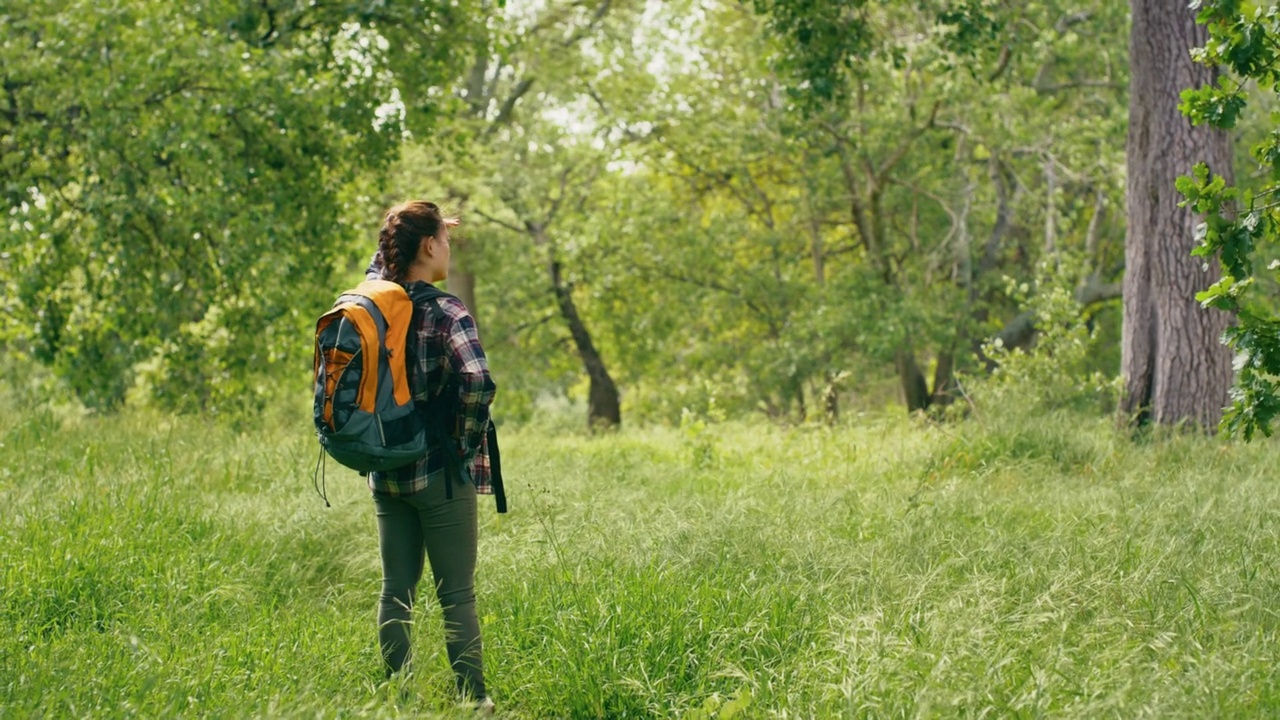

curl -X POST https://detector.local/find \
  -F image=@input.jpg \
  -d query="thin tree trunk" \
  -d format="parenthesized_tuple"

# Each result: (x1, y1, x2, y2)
(896, 348, 931, 413)
(1122, 0, 1234, 429)
(806, 200, 837, 422)
(446, 19, 497, 337)
(535, 226, 621, 430)
(823, 371, 840, 424)
(809, 215, 825, 287)
(1085, 185, 1106, 267)
(931, 350, 956, 407)
(936, 177, 973, 407)
(1043, 154, 1058, 263)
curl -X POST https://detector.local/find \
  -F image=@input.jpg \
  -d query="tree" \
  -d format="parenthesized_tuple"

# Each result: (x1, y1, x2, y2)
(426, 0, 638, 430)
(728, 0, 1130, 416)
(1120, 0, 1234, 429)
(1178, 1, 1280, 439)
(0, 0, 481, 411)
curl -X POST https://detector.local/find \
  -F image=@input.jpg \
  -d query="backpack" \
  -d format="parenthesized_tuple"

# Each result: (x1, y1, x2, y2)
(312, 279, 507, 512)
(312, 280, 446, 501)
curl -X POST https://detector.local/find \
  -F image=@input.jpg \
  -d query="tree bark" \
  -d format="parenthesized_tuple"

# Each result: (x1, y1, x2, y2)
(1122, 0, 1234, 429)
(447, 242, 480, 335)
(896, 348, 931, 413)
(534, 226, 621, 430)
(823, 370, 840, 424)
(931, 349, 956, 407)
(444, 186, 481, 336)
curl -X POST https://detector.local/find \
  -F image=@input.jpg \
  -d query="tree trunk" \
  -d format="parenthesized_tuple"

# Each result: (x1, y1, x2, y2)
(1122, 0, 1234, 429)
(447, 236, 480, 336)
(896, 348, 931, 413)
(551, 269, 621, 430)
(931, 350, 956, 407)
(535, 227, 621, 430)
(823, 371, 840, 424)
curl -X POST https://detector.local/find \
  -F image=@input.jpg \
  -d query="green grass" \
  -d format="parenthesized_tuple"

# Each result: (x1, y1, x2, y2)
(3, 403, 1280, 718)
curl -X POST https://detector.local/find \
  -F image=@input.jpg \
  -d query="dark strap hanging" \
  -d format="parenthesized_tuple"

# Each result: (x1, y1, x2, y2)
(488, 423, 507, 513)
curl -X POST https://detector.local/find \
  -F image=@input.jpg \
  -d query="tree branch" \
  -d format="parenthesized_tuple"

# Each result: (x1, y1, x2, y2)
(1054, 11, 1092, 32)
(987, 45, 1012, 82)
(659, 268, 772, 320)
(258, 0, 279, 47)
(992, 277, 1122, 350)
(561, 0, 613, 47)
(657, 136, 758, 213)
(471, 207, 527, 235)
(980, 158, 1017, 276)
(485, 77, 536, 135)
(544, 164, 579, 227)
(876, 100, 940, 184)
(509, 309, 559, 338)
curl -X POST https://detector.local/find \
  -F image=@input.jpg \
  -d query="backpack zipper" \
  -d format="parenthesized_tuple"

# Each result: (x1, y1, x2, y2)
(375, 413, 386, 446)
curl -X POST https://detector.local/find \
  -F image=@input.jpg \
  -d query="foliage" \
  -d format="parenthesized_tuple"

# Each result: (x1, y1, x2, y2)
(965, 259, 1122, 417)
(1178, 0, 1280, 439)
(751, 0, 1009, 104)
(750, 0, 872, 102)
(0, 0, 481, 411)
(588, 0, 1130, 418)
(3, 0, 1142, 421)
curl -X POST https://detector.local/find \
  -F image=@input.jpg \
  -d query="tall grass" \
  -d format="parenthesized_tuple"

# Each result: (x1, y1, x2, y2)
(2, 402, 1279, 717)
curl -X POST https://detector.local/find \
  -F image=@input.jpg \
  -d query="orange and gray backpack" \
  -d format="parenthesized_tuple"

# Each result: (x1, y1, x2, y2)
(311, 279, 446, 504)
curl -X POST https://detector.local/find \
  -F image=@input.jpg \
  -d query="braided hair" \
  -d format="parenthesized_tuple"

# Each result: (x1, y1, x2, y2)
(376, 201, 445, 283)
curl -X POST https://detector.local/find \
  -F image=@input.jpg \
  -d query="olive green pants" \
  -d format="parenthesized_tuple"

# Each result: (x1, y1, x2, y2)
(373, 476, 485, 699)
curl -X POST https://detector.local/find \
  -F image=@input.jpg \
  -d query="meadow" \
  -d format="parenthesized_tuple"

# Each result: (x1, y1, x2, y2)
(3, 402, 1279, 718)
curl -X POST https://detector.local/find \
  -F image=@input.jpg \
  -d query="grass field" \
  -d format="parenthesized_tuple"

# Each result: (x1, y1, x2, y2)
(2, 402, 1279, 718)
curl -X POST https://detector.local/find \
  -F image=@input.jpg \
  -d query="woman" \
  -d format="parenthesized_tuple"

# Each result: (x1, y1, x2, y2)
(367, 200, 496, 712)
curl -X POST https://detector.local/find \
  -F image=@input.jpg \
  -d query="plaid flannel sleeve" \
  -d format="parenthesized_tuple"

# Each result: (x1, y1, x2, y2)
(443, 300, 495, 461)
(365, 251, 383, 280)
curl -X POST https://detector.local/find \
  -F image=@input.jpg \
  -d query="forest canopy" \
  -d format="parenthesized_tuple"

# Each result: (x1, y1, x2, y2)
(1, 0, 1267, 431)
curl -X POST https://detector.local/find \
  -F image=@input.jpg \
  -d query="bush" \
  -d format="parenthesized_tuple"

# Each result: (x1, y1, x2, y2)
(963, 261, 1121, 419)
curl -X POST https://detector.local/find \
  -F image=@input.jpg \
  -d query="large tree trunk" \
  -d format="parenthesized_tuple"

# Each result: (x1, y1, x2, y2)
(1122, 0, 1234, 429)
(535, 227, 621, 430)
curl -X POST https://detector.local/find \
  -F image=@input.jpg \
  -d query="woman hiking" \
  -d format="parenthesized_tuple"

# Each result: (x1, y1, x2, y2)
(365, 200, 496, 713)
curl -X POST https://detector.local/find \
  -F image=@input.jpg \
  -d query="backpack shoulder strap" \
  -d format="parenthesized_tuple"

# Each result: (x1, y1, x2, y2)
(402, 282, 461, 401)
(404, 281, 459, 324)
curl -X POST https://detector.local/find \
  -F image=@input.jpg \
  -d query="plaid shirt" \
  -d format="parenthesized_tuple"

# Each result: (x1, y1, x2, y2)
(366, 258, 496, 497)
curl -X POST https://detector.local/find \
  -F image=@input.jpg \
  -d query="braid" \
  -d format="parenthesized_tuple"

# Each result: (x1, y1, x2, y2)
(378, 214, 408, 282)
(376, 202, 444, 283)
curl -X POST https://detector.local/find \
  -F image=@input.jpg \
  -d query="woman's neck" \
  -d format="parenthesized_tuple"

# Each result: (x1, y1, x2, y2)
(404, 264, 433, 285)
